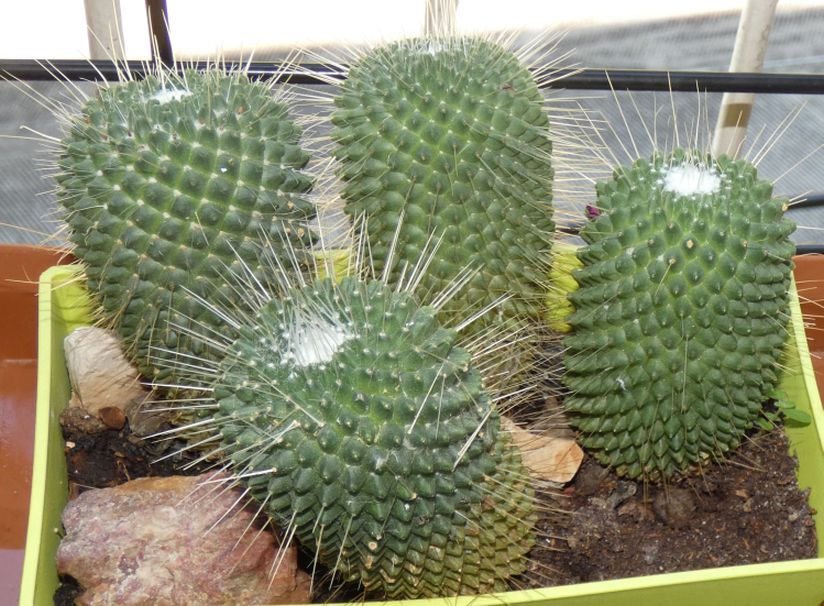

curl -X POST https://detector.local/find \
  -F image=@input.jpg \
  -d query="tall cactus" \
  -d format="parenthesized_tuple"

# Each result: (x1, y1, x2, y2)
(331, 37, 555, 343)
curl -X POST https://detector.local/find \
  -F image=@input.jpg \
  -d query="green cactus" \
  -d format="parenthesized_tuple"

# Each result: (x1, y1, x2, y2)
(213, 276, 535, 598)
(563, 150, 795, 480)
(55, 68, 315, 383)
(331, 37, 554, 339)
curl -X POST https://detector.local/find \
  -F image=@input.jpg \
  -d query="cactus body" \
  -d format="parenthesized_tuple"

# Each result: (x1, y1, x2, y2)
(564, 151, 795, 480)
(332, 38, 554, 335)
(214, 276, 535, 598)
(56, 69, 315, 382)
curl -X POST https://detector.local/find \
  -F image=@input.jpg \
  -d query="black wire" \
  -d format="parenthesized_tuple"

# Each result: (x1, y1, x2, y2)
(4, 60, 824, 94)
(790, 195, 824, 210)
(562, 224, 822, 255)
(796, 245, 824, 256)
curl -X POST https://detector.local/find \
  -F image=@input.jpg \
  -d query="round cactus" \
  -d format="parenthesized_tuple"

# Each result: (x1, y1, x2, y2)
(331, 37, 554, 337)
(563, 150, 795, 480)
(55, 68, 316, 383)
(213, 276, 535, 598)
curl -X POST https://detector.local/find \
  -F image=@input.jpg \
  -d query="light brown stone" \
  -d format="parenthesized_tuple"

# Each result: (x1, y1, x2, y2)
(57, 473, 311, 606)
(60, 405, 107, 434)
(64, 327, 148, 413)
(98, 406, 126, 430)
(502, 416, 584, 483)
(63, 327, 170, 435)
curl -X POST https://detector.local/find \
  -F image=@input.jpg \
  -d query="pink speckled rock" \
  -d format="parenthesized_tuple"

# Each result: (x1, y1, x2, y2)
(57, 474, 310, 606)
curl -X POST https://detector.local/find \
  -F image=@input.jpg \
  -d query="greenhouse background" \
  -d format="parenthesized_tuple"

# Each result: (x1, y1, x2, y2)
(1, 0, 823, 245)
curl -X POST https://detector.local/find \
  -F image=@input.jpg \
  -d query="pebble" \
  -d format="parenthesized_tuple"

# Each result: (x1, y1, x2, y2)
(574, 460, 609, 497)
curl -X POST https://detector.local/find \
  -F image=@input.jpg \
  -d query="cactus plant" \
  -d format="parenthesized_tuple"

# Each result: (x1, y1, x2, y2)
(331, 37, 555, 340)
(212, 275, 535, 598)
(563, 150, 795, 480)
(55, 68, 316, 383)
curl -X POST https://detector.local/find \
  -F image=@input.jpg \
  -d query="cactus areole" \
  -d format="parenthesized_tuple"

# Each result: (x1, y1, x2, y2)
(564, 151, 796, 480)
(56, 69, 316, 382)
(332, 37, 555, 333)
(213, 277, 535, 598)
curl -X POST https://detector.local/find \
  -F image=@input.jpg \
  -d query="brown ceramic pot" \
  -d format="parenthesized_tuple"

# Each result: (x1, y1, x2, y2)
(794, 253, 824, 405)
(0, 245, 72, 603)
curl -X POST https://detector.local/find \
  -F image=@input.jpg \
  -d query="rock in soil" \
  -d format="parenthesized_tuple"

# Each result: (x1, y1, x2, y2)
(57, 473, 311, 606)
(60, 406, 108, 434)
(64, 327, 148, 413)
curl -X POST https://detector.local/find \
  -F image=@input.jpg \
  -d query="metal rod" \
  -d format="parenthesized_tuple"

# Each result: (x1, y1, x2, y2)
(144, 0, 174, 67)
(795, 245, 824, 256)
(4, 60, 824, 94)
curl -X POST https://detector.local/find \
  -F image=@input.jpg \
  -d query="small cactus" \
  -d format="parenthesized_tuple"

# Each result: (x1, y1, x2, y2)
(545, 247, 582, 333)
(212, 275, 535, 598)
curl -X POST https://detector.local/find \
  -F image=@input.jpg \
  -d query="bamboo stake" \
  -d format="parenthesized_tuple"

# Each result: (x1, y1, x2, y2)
(425, 0, 458, 38)
(711, 0, 778, 158)
(83, 0, 125, 61)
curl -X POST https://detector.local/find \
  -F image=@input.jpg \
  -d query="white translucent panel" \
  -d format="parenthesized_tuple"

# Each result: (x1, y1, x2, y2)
(456, 0, 824, 32)
(0, 1, 88, 59)
(114, 0, 153, 59)
(0, 0, 151, 60)
(165, 0, 425, 59)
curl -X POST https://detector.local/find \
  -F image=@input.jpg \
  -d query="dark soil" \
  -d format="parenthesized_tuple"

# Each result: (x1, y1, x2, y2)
(523, 429, 818, 587)
(62, 423, 211, 494)
(55, 421, 817, 604)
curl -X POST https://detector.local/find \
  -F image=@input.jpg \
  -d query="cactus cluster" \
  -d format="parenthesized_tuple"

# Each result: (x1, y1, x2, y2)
(56, 69, 316, 383)
(563, 150, 795, 480)
(49, 25, 802, 601)
(53, 47, 548, 598)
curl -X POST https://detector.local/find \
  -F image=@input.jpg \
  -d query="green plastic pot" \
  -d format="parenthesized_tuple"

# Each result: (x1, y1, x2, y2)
(19, 263, 824, 606)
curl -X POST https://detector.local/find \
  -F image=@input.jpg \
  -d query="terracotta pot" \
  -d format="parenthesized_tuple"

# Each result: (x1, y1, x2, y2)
(0, 245, 71, 604)
(794, 253, 824, 404)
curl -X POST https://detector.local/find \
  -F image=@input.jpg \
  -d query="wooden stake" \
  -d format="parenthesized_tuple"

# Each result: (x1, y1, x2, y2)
(425, 0, 458, 38)
(84, 0, 125, 61)
(711, 0, 778, 158)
